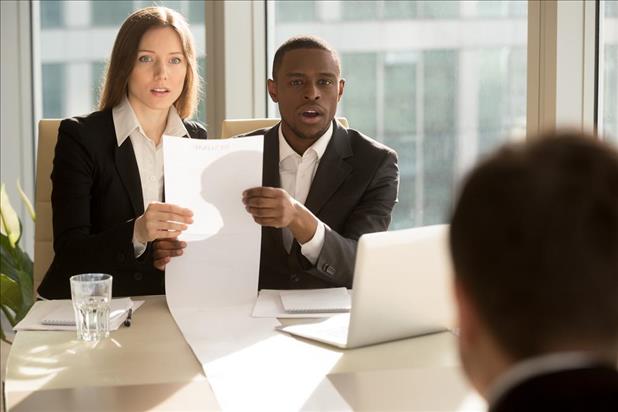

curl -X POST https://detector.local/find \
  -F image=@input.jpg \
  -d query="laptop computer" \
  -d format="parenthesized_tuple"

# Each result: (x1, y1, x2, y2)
(277, 225, 455, 349)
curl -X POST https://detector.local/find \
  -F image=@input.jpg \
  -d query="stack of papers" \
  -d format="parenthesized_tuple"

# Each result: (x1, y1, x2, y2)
(252, 288, 352, 318)
(14, 298, 143, 331)
(280, 288, 351, 313)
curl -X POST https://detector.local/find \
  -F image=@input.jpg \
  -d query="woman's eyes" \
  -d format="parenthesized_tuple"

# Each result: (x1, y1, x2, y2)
(137, 55, 183, 64)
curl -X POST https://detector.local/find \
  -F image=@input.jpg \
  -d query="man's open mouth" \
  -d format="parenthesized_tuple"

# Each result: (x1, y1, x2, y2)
(302, 110, 321, 118)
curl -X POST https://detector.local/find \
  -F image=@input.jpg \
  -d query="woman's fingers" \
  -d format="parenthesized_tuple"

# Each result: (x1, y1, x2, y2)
(148, 202, 193, 220)
(135, 203, 194, 242)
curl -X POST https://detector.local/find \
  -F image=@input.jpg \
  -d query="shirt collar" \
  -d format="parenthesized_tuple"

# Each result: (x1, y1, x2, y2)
(487, 351, 604, 407)
(112, 96, 189, 147)
(278, 121, 334, 163)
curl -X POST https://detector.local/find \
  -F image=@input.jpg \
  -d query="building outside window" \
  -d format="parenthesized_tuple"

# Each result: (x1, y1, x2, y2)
(270, 0, 527, 229)
(601, 0, 618, 143)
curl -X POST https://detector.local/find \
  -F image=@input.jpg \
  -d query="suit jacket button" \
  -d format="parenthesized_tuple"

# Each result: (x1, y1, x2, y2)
(322, 264, 336, 276)
(117, 252, 125, 262)
(134, 272, 143, 281)
(290, 274, 300, 283)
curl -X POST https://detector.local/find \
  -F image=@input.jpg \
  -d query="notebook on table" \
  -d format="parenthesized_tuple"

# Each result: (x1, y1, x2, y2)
(279, 288, 351, 314)
(277, 225, 454, 349)
(41, 297, 134, 329)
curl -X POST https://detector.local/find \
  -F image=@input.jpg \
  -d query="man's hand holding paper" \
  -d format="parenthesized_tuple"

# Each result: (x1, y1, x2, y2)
(242, 186, 318, 244)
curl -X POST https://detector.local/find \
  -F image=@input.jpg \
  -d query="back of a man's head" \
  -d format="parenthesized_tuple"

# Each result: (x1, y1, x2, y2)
(450, 131, 618, 361)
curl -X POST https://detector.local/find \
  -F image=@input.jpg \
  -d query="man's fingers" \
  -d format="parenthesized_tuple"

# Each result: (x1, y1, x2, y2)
(152, 236, 185, 270)
(155, 239, 187, 250)
(252, 216, 281, 227)
(243, 196, 277, 208)
(153, 257, 170, 271)
(242, 187, 282, 200)
(245, 206, 282, 218)
(153, 249, 183, 259)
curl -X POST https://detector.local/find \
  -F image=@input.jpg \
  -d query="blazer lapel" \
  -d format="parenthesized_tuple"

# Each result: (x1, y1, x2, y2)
(115, 138, 144, 216)
(262, 125, 281, 188)
(304, 121, 353, 214)
(261, 124, 284, 252)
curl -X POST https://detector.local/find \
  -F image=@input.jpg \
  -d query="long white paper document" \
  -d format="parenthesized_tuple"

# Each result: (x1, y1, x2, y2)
(163, 135, 264, 309)
(163, 135, 346, 411)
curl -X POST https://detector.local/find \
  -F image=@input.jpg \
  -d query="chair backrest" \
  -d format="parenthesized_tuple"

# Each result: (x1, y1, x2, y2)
(220, 117, 349, 138)
(34, 119, 61, 293)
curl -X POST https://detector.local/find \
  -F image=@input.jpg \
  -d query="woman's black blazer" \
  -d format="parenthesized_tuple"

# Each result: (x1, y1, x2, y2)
(37, 109, 207, 299)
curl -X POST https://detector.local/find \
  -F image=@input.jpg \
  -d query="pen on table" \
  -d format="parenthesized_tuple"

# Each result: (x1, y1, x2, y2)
(123, 308, 133, 327)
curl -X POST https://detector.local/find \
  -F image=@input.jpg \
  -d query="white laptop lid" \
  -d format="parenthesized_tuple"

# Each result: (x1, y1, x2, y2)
(279, 225, 455, 348)
(345, 224, 455, 348)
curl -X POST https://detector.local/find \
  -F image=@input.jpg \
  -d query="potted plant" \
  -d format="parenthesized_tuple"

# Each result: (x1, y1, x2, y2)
(0, 181, 35, 343)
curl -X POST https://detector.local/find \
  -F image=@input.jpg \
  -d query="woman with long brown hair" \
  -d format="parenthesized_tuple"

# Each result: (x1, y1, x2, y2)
(38, 6, 206, 298)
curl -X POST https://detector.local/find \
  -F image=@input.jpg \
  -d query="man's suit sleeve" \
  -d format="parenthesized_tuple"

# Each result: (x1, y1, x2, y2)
(302, 149, 399, 288)
(47, 119, 138, 287)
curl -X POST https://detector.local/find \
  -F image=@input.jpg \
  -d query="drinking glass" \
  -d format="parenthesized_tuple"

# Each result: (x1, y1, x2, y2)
(70, 273, 112, 341)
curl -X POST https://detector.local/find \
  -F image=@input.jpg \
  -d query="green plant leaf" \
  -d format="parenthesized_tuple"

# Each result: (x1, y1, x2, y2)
(16, 247, 33, 281)
(1, 229, 21, 266)
(16, 179, 36, 221)
(0, 182, 34, 338)
(0, 183, 21, 247)
(1, 230, 32, 276)
(1, 273, 21, 325)
(1, 233, 20, 282)
(13, 269, 34, 322)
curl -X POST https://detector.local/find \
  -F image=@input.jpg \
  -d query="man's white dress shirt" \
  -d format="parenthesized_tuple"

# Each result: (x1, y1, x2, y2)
(278, 122, 333, 265)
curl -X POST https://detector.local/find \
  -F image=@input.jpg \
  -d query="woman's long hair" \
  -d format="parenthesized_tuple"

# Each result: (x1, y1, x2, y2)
(98, 6, 200, 119)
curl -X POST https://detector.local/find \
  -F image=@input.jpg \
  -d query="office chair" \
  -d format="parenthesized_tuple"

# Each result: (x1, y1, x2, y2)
(220, 117, 349, 138)
(34, 119, 61, 293)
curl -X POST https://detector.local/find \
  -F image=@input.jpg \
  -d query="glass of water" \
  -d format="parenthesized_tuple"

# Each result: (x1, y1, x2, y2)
(70, 273, 112, 341)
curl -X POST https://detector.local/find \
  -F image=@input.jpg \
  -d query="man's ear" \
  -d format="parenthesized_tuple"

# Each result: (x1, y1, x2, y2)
(337, 78, 345, 102)
(267, 79, 278, 103)
(454, 278, 478, 345)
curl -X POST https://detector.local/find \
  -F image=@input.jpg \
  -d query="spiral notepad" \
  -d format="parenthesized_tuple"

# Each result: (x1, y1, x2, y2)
(279, 288, 351, 313)
(41, 297, 133, 327)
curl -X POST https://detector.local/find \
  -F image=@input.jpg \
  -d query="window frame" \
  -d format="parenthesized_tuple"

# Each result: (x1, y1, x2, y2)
(0, 0, 609, 255)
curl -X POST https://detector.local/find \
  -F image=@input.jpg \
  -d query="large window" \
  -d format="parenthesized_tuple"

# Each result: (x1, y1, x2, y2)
(270, 0, 527, 229)
(37, 0, 206, 122)
(601, 0, 618, 143)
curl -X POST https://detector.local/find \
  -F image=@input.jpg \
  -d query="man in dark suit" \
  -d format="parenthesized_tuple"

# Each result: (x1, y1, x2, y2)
(449, 132, 618, 411)
(155, 36, 399, 289)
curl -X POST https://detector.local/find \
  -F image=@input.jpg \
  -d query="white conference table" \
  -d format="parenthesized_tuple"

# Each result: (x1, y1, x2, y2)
(4, 296, 484, 411)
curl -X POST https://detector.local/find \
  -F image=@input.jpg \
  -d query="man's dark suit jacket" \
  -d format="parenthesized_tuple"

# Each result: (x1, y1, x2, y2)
(37, 109, 207, 299)
(490, 365, 618, 412)
(247, 120, 399, 290)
